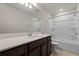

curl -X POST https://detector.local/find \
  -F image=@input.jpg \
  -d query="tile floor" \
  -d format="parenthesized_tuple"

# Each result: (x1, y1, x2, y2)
(51, 49, 79, 56)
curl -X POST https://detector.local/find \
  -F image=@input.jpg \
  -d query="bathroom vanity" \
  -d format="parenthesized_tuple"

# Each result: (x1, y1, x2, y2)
(0, 34, 52, 56)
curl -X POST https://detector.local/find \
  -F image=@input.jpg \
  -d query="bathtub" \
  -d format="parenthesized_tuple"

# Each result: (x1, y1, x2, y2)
(53, 39, 79, 54)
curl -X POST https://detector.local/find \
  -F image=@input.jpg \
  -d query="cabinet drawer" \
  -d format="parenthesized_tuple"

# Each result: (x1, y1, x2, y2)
(29, 38, 47, 51)
(0, 44, 27, 56)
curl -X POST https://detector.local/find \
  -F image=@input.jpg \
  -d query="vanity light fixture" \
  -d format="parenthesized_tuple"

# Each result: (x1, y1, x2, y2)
(25, 3, 29, 7)
(20, 3, 33, 8)
(29, 4, 33, 8)
(32, 3, 37, 6)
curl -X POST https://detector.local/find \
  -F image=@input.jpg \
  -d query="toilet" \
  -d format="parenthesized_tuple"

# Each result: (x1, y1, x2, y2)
(51, 41, 59, 55)
(52, 41, 59, 49)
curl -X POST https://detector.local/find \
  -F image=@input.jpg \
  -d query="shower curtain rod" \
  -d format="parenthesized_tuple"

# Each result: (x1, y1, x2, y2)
(50, 11, 79, 19)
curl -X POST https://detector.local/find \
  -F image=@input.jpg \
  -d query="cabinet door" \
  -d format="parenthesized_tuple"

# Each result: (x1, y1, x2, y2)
(29, 47, 40, 56)
(0, 44, 27, 56)
(47, 40, 52, 56)
(42, 43, 47, 56)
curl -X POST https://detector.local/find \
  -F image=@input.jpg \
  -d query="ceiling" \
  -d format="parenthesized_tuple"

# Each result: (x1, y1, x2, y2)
(38, 3, 77, 15)
(6, 3, 41, 17)
(6, 3, 78, 17)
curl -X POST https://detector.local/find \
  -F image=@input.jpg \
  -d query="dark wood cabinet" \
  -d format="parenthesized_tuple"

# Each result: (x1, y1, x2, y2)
(47, 40, 52, 55)
(29, 47, 40, 56)
(42, 43, 48, 56)
(0, 36, 52, 56)
(47, 36, 52, 56)
(29, 40, 41, 51)
(0, 44, 27, 56)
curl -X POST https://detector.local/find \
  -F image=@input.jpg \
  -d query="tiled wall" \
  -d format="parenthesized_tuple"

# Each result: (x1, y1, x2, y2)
(48, 11, 79, 40)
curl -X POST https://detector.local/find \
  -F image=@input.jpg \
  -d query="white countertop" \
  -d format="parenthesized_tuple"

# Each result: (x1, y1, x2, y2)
(0, 33, 51, 52)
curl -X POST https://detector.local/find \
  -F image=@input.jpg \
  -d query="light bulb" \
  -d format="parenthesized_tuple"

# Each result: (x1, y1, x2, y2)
(32, 3, 37, 6)
(59, 9, 63, 11)
(25, 3, 28, 6)
(29, 5, 32, 8)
